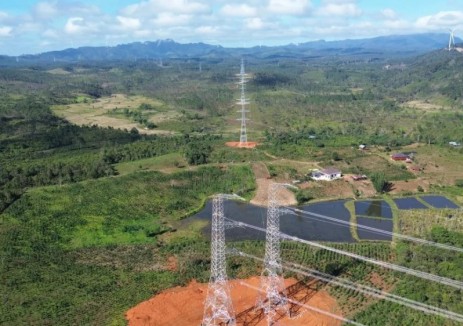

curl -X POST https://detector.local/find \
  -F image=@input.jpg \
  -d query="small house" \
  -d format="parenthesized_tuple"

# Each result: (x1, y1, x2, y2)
(359, 144, 367, 150)
(311, 167, 342, 181)
(391, 153, 409, 161)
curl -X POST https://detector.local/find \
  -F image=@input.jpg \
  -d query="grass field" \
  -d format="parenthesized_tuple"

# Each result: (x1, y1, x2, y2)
(115, 153, 188, 175)
(52, 94, 178, 134)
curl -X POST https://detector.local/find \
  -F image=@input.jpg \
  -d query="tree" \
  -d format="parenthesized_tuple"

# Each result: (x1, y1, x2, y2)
(184, 141, 212, 165)
(370, 172, 388, 193)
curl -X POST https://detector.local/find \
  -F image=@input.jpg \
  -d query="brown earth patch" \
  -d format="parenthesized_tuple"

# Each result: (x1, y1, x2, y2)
(165, 256, 178, 272)
(250, 163, 297, 207)
(225, 141, 258, 148)
(302, 179, 354, 200)
(343, 174, 376, 198)
(126, 277, 342, 326)
(388, 178, 430, 194)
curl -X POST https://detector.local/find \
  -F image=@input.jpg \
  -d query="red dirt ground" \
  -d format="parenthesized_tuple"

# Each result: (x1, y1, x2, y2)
(225, 141, 258, 149)
(126, 277, 341, 326)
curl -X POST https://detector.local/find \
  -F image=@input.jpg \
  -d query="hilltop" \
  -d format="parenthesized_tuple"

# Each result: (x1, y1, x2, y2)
(0, 33, 461, 66)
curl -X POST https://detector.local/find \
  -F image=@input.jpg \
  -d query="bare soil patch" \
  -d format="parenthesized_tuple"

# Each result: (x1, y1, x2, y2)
(126, 277, 342, 326)
(302, 179, 355, 200)
(226, 141, 258, 148)
(343, 174, 376, 197)
(165, 256, 178, 272)
(250, 163, 297, 206)
(388, 178, 430, 194)
(402, 100, 446, 112)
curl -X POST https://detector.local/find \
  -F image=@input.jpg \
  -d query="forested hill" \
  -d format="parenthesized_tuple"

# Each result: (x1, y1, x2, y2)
(386, 50, 463, 104)
(1, 33, 460, 65)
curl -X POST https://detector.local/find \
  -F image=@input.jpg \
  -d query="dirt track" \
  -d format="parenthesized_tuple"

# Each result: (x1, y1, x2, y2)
(250, 163, 297, 207)
(126, 277, 342, 326)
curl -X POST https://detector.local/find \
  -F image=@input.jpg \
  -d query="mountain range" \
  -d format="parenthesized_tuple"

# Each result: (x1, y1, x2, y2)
(0, 33, 461, 65)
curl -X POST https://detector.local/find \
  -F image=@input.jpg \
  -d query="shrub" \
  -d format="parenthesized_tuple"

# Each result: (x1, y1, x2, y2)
(370, 172, 388, 193)
(296, 190, 314, 205)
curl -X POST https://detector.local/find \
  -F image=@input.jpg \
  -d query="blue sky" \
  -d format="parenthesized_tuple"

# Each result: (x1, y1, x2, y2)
(0, 0, 462, 55)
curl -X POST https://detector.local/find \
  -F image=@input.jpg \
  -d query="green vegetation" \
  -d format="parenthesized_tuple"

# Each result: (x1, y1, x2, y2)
(355, 228, 463, 325)
(371, 172, 389, 193)
(1, 49, 463, 325)
(0, 165, 255, 324)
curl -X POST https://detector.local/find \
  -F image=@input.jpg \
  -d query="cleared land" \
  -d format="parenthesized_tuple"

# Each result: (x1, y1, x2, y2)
(250, 162, 297, 206)
(52, 94, 179, 134)
(126, 277, 341, 326)
(115, 153, 188, 175)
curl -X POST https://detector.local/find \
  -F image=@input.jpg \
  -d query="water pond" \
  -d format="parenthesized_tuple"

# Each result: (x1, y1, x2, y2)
(394, 197, 428, 210)
(355, 200, 393, 219)
(420, 195, 459, 209)
(356, 217, 393, 241)
(190, 200, 356, 242)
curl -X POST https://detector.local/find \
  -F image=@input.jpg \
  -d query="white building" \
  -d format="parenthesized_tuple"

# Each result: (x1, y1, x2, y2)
(311, 167, 342, 181)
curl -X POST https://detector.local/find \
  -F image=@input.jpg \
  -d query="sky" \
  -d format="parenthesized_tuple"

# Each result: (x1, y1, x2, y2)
(0, 0, 462, 55)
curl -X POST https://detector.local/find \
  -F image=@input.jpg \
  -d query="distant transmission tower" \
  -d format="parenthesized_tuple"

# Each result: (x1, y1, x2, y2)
(257, 183, 290, 325)
(202, 195, 236, 326)
(449, 29, 456, 51)
(237, 59, 250, 145)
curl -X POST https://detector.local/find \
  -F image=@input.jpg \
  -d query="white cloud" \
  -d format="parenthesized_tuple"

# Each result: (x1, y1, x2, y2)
(0, 26, 12, 37)
(152, 13, 191, 27)
(34, 2, 59, 19)
(318, 2, 362, 17)
(122, 0, 210, 16)
(117, 16, 141, 30)
(64, 17, 85, 34)
(246, 17, 265, 30)
(381, 8, 398, 20)
(195, 25, 219, 35)
(42, 29, 59, 38)
(220, 4, 257, 17)
(267, 0, 310, 15)
(415, 11, 463, 29)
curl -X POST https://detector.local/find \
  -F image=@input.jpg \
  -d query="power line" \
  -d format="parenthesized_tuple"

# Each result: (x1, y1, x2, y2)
(233, 250, 463, 323)
(225, 218, 463, 290)
(239, 280, 365, 326)
(283, 207, 463, 254)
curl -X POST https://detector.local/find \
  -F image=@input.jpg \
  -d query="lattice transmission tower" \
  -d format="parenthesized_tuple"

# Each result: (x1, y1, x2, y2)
(449, 29, 456, 51)
(202, 195, 236, 326)
(257, 183, 290, 325)
(237, 58, 250, 145)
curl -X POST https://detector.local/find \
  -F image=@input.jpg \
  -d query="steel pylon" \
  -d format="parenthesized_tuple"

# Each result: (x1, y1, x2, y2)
(202, 195, 236, 326)
(257, 183, 290, 325)
(236, 58, 250, 145)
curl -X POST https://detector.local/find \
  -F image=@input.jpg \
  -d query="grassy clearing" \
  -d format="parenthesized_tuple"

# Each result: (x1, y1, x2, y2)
(115, 153, 187, 175)
(52, 94, 176, 134)
(408, 144, 463, 184)
(398, 209, 463, 237)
